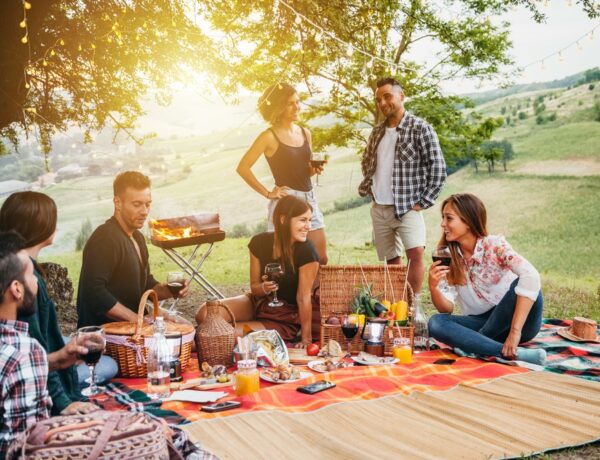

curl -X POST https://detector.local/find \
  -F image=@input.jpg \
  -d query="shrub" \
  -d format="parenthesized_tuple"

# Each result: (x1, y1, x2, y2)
(593, 103, 600, 122)
(228, 223, 252, 238)
(547, 113, 557, 122)
(589, 84, 595, 90)
(75, 218, 93, 251)
(536, 115, 546, 125)
(518, 111, 527, 120)
(534, 103, 546, 115)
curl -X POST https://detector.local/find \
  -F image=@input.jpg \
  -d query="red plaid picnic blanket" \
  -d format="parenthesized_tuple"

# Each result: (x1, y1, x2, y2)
(105, 349, 527, 423)
(520, 319, 600, 381)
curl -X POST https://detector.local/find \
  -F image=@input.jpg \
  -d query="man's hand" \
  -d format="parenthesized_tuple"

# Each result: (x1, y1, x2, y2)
(412, 204, 423, 211)
(61, 401, 100, 415)
(176, 279, 190, 298)
(48, 340, 88, 372)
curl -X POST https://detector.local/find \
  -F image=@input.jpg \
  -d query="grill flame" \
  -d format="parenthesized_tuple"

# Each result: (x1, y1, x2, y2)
(150, 219, 198, 241)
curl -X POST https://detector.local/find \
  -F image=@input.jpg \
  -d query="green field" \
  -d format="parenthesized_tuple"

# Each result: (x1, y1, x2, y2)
(21, 82, 600, 322)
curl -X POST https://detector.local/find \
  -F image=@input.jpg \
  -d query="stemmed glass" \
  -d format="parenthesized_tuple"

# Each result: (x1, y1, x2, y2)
(341, 316, 359, 355)
(310, 153, 328, 186)
(264, 263, 284, 307)
(166, 271, 186, 315)
(77, 326, 106, 396)
(432, 246, 452, 295)
(166, 271, 185, 298)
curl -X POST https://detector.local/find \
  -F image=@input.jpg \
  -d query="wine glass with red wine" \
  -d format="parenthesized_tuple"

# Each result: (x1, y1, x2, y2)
(167, 271, 185, 298)
(432, 246, 452, 295)
(77, 326, 106, 396)
(341, 316, 359, 356)
(310, 153, 328, 186)
(264, 263, 285, 307)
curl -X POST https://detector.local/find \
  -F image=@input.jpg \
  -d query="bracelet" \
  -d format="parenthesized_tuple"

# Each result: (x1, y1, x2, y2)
(261, 282, 269, 295)
(265, 190, 270, 199)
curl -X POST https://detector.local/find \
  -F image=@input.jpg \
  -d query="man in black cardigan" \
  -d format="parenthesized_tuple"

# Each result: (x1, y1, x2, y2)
(77, 171, 189, 328)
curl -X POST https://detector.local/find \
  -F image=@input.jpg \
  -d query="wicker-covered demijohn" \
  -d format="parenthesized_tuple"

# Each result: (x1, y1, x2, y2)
(319, 265, 414, 355)
(103, 289, 195, 378)
(195, 298, 236, 367)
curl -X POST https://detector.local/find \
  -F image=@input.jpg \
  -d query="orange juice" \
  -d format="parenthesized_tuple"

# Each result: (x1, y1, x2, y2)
(393, 346, 412, 364)
(235, 360, 260, 396)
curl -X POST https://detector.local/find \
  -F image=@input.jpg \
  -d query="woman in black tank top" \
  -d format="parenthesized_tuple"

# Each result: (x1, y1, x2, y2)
(237, 83, 328, 265)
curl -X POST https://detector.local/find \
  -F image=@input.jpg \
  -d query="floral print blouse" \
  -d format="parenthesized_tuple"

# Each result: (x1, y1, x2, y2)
(444, 235, 541, 316)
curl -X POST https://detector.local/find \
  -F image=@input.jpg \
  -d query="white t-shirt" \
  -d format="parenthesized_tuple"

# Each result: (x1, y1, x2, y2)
(371, 127, 397, 205)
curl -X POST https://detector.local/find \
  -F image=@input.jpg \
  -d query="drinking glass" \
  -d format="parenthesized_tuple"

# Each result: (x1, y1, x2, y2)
(77, 326, 106, 396)
(264, 263, 284, 307)
(310, 153, 327, 186)
(341, 316, 359, 355)
(432, 246, 452, 295)
(167, 271, 185, 298)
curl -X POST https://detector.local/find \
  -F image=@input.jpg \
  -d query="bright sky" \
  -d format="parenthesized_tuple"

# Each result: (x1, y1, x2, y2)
(140, 2, 600, 137)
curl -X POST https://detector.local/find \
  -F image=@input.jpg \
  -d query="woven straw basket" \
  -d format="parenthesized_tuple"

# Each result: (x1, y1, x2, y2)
(103, 290, 195, 378)
(319, 265, 414, 355)
(195, 299, 236, 367)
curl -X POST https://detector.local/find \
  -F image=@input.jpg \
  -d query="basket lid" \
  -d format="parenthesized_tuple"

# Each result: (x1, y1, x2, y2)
(102, 320, 194, 337)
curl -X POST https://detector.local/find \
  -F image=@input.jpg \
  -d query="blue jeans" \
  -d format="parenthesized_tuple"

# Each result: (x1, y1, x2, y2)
(428, 279, 543, 357)
(62, 336, 119, 387)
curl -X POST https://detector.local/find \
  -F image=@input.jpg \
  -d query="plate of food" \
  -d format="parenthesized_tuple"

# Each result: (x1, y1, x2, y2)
(352, 352, 398, 366)
(259, 364, 312, 384)
(307, 358, 354, 373)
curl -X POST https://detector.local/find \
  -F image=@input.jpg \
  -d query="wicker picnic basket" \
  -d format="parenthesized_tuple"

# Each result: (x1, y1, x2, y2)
(319, 265, 414, 355)
(103, 290, 195, 378)
(195, 298, 236, 367)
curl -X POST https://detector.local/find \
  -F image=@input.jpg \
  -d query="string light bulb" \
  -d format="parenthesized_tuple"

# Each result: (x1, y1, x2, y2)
(50, 49, 55, 56)
(19, 20, 26, 28)
(346, 43, 354, 57)
(21, 35, 28, 44)
(43, 59, 48, 66)
(295, 15, 302, 25)
(314, 32, 322, 42)
(60, 39, 65, 46)
(366, 59, 374, 69)
(25, 82, 30, 89)
(23, 1, 32, 10)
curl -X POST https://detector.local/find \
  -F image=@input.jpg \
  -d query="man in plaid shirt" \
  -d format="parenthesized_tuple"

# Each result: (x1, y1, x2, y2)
(0, 232, 52, 459)
(359, 78, 447, 296)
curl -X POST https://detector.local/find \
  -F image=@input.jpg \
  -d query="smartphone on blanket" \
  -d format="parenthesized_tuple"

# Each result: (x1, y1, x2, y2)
(433, 358, 456, 365)
(297, 380, 336, 395)
(201, 401, 241, 413)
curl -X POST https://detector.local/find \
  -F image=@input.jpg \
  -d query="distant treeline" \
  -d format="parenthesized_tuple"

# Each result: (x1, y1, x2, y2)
(465, 67, 600, 106)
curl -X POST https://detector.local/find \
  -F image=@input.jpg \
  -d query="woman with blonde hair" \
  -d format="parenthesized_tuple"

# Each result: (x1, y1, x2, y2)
(237, 82, 328, 265)
(428, 193, 545, 364)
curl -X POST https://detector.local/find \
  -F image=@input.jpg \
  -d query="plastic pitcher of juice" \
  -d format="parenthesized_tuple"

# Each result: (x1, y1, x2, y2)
(234, 359, 260, 396)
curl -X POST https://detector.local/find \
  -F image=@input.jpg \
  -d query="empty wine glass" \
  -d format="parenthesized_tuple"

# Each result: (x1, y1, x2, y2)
(432, 246, 452, 295)
(264, 263, 284, 307)
(77, 326, 106, 396)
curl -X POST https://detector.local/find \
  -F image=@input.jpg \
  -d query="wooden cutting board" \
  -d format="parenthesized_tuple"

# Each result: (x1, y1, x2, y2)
(287, 348, 317, 365)
(171, 378, 234, 391)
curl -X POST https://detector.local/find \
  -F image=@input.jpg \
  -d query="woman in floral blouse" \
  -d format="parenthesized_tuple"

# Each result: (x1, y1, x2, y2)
(428, 193, 545, 365)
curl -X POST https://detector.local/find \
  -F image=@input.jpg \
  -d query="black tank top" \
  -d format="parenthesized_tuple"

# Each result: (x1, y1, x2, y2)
(265, 127, 312, 192)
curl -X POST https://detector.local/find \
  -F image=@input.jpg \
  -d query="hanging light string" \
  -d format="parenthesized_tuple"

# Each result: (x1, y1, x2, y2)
(277, 0, 416, 73)
(522, 22, 599, 70)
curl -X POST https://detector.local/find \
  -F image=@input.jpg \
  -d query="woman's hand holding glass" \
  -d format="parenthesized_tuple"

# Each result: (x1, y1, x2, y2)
(429, 260, 450, 290)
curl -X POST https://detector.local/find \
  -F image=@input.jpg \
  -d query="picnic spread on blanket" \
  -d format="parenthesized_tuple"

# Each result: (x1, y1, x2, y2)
(89, 311, 600, 459)
(83, 263, 599, 459)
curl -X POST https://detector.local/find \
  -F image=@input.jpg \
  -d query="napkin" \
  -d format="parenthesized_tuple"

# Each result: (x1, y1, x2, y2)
(164, 390, 228, 403)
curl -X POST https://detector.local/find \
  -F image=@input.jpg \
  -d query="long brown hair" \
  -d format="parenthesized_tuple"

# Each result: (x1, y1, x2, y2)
(0, 191, 57, 248)
(272, 195, 312, 271)
(439, 193, 488, 285)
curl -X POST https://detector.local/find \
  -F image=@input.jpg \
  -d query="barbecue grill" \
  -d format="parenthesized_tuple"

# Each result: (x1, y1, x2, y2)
(149, 213, 226, 299)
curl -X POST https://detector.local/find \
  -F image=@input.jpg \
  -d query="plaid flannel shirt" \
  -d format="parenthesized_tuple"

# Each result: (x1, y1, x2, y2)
(358, 111, 447, 218)
(0, 320, 51, 459)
